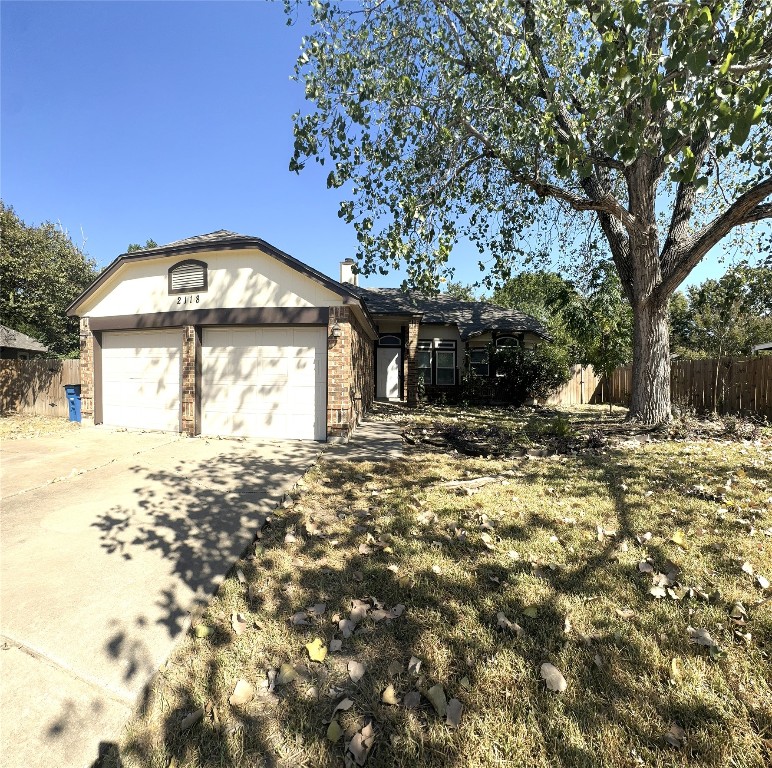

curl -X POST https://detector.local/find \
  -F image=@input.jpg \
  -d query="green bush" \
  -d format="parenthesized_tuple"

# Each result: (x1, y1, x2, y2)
(490, 344, 571, 405)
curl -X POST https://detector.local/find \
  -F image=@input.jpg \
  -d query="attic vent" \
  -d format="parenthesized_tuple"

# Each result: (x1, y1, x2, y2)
(168, 259, 208, 294)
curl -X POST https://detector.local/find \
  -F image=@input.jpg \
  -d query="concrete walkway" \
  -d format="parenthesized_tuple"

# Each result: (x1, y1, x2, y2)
(323, 401, 405, 462)
(1, 429, 322, 768)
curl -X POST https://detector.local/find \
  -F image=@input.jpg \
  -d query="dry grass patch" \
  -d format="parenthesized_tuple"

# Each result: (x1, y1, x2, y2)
(0, 413, 79, 439)
(120, 406, 772, 768)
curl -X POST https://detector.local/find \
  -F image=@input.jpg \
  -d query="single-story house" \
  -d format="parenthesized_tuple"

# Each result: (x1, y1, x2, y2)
(66, 231, 548, 441)
(0, 325, 51, 359)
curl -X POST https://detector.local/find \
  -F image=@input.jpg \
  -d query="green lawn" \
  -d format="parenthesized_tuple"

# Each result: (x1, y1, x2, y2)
(120, 405, 772, 768)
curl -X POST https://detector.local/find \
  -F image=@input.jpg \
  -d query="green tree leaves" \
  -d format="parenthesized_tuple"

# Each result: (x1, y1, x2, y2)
(0, 203, 98, 357)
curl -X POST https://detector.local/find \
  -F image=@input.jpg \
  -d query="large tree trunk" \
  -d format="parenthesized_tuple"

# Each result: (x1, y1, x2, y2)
(629, 295, 671, 423)
(626, 158, 671, 424)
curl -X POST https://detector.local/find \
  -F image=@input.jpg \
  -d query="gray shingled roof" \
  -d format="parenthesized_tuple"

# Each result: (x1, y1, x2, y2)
(351, 287, 551, 340)
(0, 325, 50, 353)
(142, 230, 254, 252)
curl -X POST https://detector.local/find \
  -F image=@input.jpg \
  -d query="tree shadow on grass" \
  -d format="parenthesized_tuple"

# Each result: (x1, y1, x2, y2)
(82, 430, 771, 767)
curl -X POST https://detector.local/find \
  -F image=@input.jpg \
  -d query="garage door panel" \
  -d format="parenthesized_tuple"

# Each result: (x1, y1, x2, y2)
(102, 330, 181, 432)
(202, 327, 326, 440)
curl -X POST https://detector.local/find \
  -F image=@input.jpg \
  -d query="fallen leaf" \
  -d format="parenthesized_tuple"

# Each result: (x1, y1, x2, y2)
(426, 683, 447, 717)
(231, 612, 247, 635)
(687, 626, 718, 647)
(664, 722, 686, 748)
(229, 679, 255, 706)
(389, 604, 406, 618)
(350, 599, 370, 624)
(540, 662, 568, 693)
(403, 690, 421, 708)
(348, 721, 376, 766)
(408, 656, 422, 675)
(307, 602, 327, 617)
(333, 697, 354, 716)
(669, 657, 683, 684)
(523, 605, 538, 618)
(496, 612, 523, 637)
(236, 568, 247, 584)
(194, 624, 212, 638)
(757, 574, 770, 590)
(741, 561, 754, 576)
(381, 684, 400, 705)
(327, 719, 343, 742)
(291, 612, 309, 626)
(446, 698, 463, 728)
(276, 663, 297, 685)
(729, 602, 747, 623)
(480, 532, 495, 550)
(305, 638, 328, 663)
(670, 531, 687, 549)
(649, 585, 667, 599)
(431, 564, 442, 575)
(615, 608, 635, 620)
(348, 660, 366, 683)
(387, 660, 404, 676)
(339, 619, 355, 638)
(329, 638, 343, 653)
(638, 560, 654, 573)
(459, 676, 471, 690)
(180, 707, 204, 730)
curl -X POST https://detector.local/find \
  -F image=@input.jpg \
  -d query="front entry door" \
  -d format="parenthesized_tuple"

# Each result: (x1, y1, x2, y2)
(376, 347, 401, 399)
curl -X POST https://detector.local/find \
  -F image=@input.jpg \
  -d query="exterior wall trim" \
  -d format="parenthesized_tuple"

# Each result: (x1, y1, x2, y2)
(88, 307, 330, 331)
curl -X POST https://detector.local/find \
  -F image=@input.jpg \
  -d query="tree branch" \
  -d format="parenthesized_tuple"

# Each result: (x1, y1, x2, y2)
(656, 177, 772, 300)
(660, 133, 712, 276)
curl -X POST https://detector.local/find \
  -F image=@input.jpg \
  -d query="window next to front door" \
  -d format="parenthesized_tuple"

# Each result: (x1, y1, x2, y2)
(417, 339, 457, 385)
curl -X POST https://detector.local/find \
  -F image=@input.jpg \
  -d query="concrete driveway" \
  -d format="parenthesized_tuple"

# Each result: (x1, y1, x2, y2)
(0, 427, 322, 768)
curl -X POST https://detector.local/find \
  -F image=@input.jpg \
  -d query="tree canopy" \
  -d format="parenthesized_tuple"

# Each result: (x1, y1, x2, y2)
(127, 239, 158, 253)
(0, 203, 99, 357)
(670, 262, 772, 358)
(289, 0, 772, 423)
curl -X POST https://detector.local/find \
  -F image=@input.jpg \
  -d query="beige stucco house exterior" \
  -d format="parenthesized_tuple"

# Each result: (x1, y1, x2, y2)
(67, 231, 548, 441)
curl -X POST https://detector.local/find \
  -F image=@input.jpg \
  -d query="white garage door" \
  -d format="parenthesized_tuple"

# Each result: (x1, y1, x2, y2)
(202, 327, 326, 440)
(101, 330, 182, 432)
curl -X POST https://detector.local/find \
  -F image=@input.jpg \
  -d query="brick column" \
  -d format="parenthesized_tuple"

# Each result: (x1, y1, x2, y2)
(79, 318, 95, 425)
(327, 306, 352, 440)
(405, 316, 420, 407)
(181, 325, 196, 436)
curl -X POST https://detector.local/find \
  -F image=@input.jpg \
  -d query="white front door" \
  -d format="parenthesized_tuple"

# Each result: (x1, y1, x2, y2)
(101, 330, 182, 432)
(376, 347, 401, 399)
(201, 327, 327, 440)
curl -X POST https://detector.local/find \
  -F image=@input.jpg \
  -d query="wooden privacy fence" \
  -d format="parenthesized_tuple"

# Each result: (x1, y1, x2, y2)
(545, 364, 603, 406)
(0, 359, 81, 418)
(603, 356, 772, 419)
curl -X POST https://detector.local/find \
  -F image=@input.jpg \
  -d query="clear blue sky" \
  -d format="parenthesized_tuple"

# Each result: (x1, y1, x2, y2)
(0, 0, 747, 292)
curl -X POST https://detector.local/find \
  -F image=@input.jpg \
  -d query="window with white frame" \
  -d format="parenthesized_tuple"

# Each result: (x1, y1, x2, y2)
(496, 336, 519, 348)
(469, 347, 489, 377)
(416, 339, 456, 385)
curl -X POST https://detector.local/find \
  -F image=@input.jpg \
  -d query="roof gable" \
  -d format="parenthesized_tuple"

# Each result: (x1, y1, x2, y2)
(67, 231, 360, 317)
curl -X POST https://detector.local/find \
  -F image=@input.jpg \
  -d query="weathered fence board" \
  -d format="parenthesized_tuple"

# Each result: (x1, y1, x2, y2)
(0, 359, 80, 418)
(546, 365, 603, 406)
(602, 356, 772, 419)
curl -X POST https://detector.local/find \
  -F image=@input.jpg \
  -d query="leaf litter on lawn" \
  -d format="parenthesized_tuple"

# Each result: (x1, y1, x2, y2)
(117, 405, 772, 768)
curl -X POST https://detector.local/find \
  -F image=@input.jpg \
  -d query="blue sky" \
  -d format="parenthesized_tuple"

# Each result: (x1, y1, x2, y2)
(0, 1, 750, 292)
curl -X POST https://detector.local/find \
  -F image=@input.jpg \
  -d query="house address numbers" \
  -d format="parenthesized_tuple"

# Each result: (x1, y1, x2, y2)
(176, 295, 201, 305)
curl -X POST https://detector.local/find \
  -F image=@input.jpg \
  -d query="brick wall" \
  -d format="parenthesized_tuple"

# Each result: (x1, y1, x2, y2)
(405, 317, 419, 407)
(79, 317, 95, 423)
(181, 325, 196, 436)
(327, 306, 374, 440)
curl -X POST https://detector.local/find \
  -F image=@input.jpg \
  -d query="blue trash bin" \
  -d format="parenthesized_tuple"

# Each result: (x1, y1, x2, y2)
(64, 384, 82, 422)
